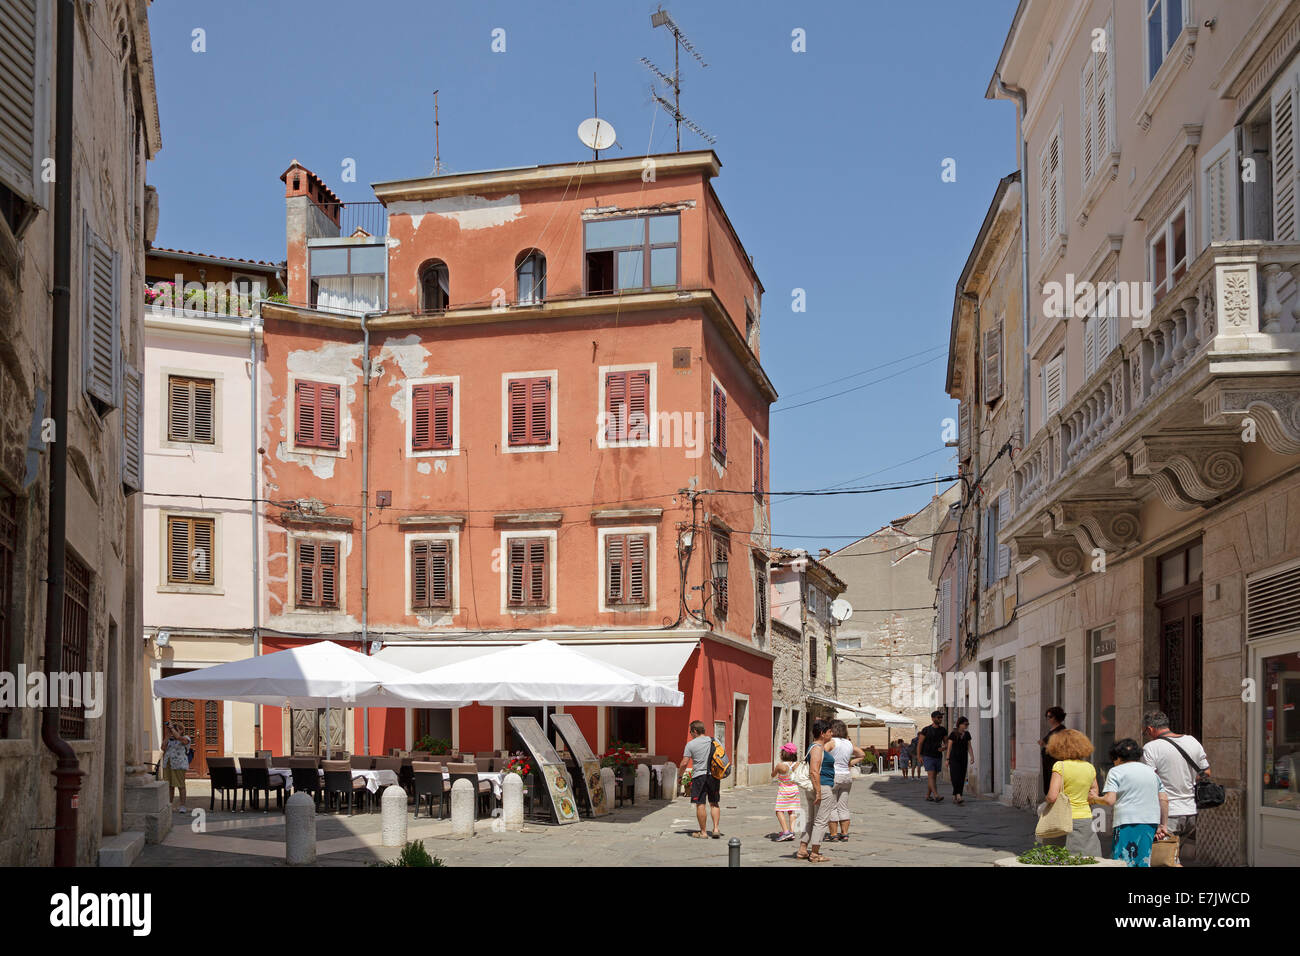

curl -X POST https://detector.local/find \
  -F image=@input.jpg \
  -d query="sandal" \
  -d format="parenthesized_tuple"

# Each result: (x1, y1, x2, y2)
(710, 831, 723, 839)
(807, 853, 830, 863)
(689, 831, 709, 839)
(796, 850, 810, 860)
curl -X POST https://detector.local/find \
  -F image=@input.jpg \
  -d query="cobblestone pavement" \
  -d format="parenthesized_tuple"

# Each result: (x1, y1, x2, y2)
(135, 771, 1039, 867)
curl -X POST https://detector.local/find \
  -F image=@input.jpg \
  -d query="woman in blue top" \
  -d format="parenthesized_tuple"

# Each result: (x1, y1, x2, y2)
(1088, 738, 1169, 867)
(796, 719, 837, 863)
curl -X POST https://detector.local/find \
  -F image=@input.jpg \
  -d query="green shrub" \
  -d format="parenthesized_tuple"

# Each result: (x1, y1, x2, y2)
(385, 840, 444, 867)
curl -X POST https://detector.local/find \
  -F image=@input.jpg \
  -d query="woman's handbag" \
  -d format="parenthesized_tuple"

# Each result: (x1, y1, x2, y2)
(1160, 737, 1225, 809)
(1151, 834, 1180, 867)
(1034, 792, 1073, 840)
(790, 759, 815, 793)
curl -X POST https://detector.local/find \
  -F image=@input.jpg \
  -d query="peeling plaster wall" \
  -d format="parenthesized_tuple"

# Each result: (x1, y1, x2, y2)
(389, 194, 523, 232)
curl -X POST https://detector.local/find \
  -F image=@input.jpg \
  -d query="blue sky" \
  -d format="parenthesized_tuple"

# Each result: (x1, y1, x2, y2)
(146, 0, 1019, 553)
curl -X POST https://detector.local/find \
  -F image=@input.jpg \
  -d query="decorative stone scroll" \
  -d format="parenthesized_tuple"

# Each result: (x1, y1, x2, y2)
(1200, 378, 1300, 456)
(1011, 533, 1085, 579)
(1049, 501, 1141, 553)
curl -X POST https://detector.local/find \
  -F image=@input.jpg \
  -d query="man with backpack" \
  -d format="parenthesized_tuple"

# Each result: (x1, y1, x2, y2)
(1142, 711, 1213, 866)
(680, 719, 724, 839)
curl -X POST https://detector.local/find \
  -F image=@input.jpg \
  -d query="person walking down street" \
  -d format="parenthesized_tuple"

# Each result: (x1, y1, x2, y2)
(1038, 706, 1067, 797)
(1141, 711, 1211, 866)
(1089, 738, 1169, 867)
(919, 711, 949, 802)
(826, 719, 866, 842)
(895, 737, 911, 777)
(947, 717, 974, 804)
(1043, 729, 1102, 857)
(771, 743, 801, 842)
(910, 733, 923, 779)
(680, 720, 722, 840)
(160, 720, 192, 813)
(796, 720, 837, 863)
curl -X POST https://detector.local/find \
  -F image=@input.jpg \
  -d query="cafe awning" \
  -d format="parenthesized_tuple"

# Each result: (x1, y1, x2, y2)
(376, 637, 699, 694)
(808, 693, 917, 727)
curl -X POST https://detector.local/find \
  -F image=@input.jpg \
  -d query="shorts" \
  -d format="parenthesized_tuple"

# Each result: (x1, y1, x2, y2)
(897, 754, 910, 769)
(690, 773, 720, 805)
(922, 755, 943, 773)
(1167, 814, 1196, 837)
(163, 767, 187, 787)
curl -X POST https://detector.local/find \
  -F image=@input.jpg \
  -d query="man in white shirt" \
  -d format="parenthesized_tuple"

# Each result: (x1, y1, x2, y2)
(1142, 711, 1210, 865)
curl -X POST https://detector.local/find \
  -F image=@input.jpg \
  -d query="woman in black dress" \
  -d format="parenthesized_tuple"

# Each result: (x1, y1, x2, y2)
(947, 717, 974, 804)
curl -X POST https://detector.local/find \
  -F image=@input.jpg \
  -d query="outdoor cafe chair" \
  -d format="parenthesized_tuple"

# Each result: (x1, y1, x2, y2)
(473, 756, 493, 773)
(239, 756, 286, 811)
(322, 759, 369, 815)
(448, 763, 494, 818)
(372, 756, 401, 794)
(288, 758, 323, 806)
(208, 757, 240, 811)
(349, 755, 374, 771)
(411, 762, 449, 819)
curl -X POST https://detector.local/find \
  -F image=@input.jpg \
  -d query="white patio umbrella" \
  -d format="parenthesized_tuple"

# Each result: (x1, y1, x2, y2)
(412, 639, 685, 709)
(151, 641, 456, 756)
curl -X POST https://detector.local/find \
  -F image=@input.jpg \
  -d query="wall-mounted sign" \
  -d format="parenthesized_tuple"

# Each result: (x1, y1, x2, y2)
(508, 716, 578, 825)
(550, 713, 606, 817)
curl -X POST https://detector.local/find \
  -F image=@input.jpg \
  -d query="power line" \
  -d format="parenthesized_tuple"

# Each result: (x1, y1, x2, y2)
(771, 354, 946, 413)
(775, 345, 947, 400)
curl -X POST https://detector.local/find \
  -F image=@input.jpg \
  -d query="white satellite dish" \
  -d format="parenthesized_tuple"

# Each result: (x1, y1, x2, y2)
(830, 598, 854, 624)
(578, 117, 617, 151)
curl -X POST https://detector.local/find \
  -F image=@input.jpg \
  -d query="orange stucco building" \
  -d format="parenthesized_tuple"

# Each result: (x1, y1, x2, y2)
(257, 151, 777, 784)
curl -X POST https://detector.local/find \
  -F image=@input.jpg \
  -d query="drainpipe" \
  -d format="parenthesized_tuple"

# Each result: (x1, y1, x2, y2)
(963, 291, 982, 663)
(360, 312, 376, 754)
(250, 311, 261, 751)
(43, 0, 82, 867)
(994, 73, 1032, 448)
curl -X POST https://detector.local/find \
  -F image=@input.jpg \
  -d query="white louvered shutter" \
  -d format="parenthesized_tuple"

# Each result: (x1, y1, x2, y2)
(1083, 317, 1097, 379)
(1040, 126, 1062, 253)
(1205, 150, 1233, 243)
(0, 0, 39, 204)
(83, 223, 120, 408)
(1095, 21, 1114, 162)
(1044, 355, 1065, 416)
(940, 578, 952, 645)
(997, 487, 1012, 580)
(122, 365, 142, 492)
(958, 402, 971, 462)
(1080, 55, 1096, 184)
(984, 323, 1003, 404)
(1273, 75, 1299, 241)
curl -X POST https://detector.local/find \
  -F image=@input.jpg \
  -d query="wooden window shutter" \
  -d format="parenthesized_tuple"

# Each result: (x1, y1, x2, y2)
(193, 379, 215, 442)
(411, 384, 432, 451)
(507, 380, 528, 445)
(412, 539, 451, 609)
(168, 376, 215, 443)
(318, 385, 339, 450)
(191, 519, 214, 585)
(1080, 55, 1096, 184)
(507, 537, 548, 608)
(712, 385, 727, 461)
(0, 0, 38, 203)
(983, 324, 1003, 403)
(957, 402, 971, 462)
(167, 517, 191, 584)
(753, 436, 764, 501)
(295, 381, 317, 446)
(606, 533, 625, 603)
(431, 383, 453, 450)
(295, 381, 340, 450)
(605, 532, 649, 606)
(507, 538, 527, 605)
(318, 542, 338, 608)
(1273, 76, 1298, 241)
(1044, 355, 1065, 415)
(83, 223, 120, 408)
(754, 557, 768, 632)
(167, 516, 213, 585)
(997, 487, 1012, 580)
(297, 540, 317, 606)
(627, 370, 649, 441)
(605, 372, 626, 442)
(1095, 22, 1114, 159)
(940, 578, 952, 645)
(122, 365, 143, 492)
(713, 531, 729, 617)
(508, 377, 550, 446)
(528, 538, 548, 606)
(1083, 317, 1097, 379)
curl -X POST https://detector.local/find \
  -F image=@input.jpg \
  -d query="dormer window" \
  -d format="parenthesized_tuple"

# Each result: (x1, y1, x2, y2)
(584, 213, 679, 294)
(420, 259, 450, 312)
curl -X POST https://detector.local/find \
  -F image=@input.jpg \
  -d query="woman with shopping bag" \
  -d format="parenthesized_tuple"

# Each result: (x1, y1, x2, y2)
(1038, 729, 1101, 856)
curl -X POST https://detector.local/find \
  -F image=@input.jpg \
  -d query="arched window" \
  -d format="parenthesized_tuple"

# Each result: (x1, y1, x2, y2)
(419, 260, 449, 312)
(515, 250, 546, 305)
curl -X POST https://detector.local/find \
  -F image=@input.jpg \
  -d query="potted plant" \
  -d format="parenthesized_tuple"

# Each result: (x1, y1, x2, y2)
(505, 757, 532, 777)
(600, 745, 637, 781)
(413, 735, 450, 755)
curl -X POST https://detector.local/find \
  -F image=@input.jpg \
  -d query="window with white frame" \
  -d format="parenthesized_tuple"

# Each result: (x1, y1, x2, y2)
(1038, 121, 1064, 255)
(1042, 352, 1065, 417)
(1149, 198, 1189, 304)
(1201, 130, 1239, 246)
(1082, 308, 1118, 380)
(1145, 0, 1188, 84)
(1080, 19, 1115, 187)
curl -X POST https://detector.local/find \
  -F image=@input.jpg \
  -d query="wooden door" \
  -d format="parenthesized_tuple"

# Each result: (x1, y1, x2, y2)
(162, 697, 222, 777)
(291, 707, 346, 756)
(1159, 594, 1203, 740)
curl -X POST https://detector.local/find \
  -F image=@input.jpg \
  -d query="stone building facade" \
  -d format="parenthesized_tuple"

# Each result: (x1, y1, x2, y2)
(0, 0, 163, 865)
(769, 550, 845, 750)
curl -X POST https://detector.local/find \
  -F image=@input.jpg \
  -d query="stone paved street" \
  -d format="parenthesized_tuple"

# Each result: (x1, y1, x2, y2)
(136, 771, 1039, 867)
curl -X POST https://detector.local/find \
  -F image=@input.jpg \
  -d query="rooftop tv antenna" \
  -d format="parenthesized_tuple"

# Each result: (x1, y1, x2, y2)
(578, 72, 617, 161)
(432, 89, 447, 175)
(642, 6, 715, 151)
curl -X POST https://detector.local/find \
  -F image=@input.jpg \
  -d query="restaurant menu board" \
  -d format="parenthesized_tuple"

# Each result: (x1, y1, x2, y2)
(507, 716, 578, 825)
(549, 713, 607, 818)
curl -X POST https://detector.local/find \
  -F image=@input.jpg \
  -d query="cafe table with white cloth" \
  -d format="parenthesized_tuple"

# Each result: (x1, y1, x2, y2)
(270, 766, 401, 794)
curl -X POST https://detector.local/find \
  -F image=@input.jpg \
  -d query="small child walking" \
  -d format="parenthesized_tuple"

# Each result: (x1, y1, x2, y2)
(772, 743, 801, 841)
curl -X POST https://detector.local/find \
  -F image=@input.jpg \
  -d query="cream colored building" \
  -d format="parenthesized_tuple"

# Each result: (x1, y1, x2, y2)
(0, 0, 164, 865)
(769, 549, 845, 750)
(978, 0, 1300, 865)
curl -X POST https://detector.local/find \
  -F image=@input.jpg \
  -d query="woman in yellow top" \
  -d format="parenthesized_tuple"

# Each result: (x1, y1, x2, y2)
(1043, 728, 1102, 857)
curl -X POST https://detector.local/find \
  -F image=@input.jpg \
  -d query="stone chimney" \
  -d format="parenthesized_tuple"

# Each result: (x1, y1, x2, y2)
(281, 159, 341, 304)
(818, 548, 831, 561)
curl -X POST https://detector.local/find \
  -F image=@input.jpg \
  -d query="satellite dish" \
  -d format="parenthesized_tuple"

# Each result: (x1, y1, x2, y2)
(578, 117, 617, 151)
(830, 599, 854, 624)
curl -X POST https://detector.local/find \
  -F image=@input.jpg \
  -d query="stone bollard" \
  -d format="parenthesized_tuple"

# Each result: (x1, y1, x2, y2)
(381, 785, 408, 848)
(451, 778, 475, 837)
(285, 791, 316, 865)
(661, 762, 677, 801)
(634, 764, 650, 802)
(502, 773, 524, 830)
(600, 767, 616, 810)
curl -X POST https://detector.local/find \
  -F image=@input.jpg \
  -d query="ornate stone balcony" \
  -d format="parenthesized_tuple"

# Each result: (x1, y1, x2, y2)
(1007, 240, 1300, 576)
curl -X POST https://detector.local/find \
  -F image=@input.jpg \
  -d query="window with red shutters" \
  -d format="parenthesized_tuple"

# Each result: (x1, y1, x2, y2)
(712, 384, 727, 462)
(606, 532, 650, 606)
(754, 555, 769, 635)
(412, 382, 454, 451)
(297, 539, 339, 609)
(753, 436, 764, 502)
(295, 380, 340, 451)
(412, 539, 452, 609)
(507, 376, 551, 446)
(507, 537, 549, 608)
(712, 530, 729, 619)
(604, 369, 651, 443)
